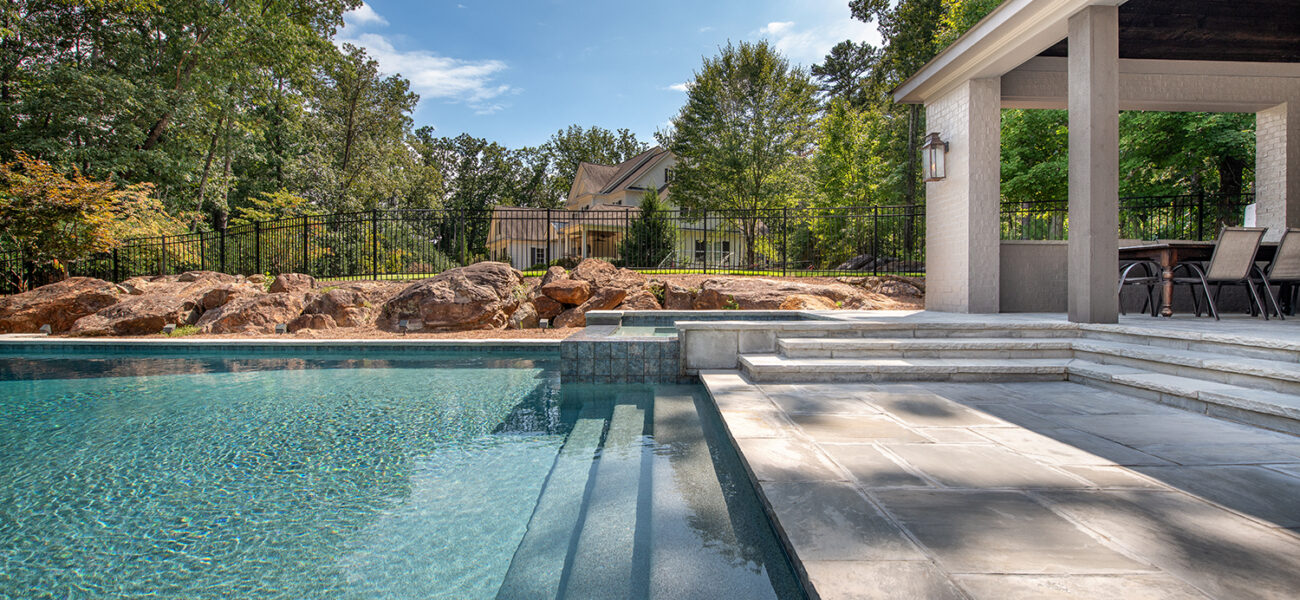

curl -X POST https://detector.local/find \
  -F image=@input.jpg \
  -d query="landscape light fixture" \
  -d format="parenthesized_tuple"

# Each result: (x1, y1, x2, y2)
(397, 319, 410, 334)
(38, 324, 51, 335)
(162, 324, 176, 335)
(274, 323, 288, 334)
(539, 318, 549, 329)
(921, 132, 949, 182)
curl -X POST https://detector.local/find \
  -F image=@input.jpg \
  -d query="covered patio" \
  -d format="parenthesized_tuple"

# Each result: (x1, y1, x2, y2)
(892, 0, 1300, 323)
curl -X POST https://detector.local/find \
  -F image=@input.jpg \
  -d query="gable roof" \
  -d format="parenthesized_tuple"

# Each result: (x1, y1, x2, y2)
(570, 147, 673, 201)
(489, 206, 562, 242)
(598, 147, 672, 194)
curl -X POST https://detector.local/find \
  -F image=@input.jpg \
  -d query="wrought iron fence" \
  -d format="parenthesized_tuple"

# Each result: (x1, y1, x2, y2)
(1001, 193, 1256, 241)
(0, 204, 928, 293)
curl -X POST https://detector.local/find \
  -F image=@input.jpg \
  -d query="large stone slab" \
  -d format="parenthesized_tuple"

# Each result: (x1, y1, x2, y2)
(761, 481, 923, 561)
(1132, 465, 1300, 528)
(883, 444, 1090, 489)
(821, 444, 929, 488)
(764, 391, 880, 415)
(1133, 442, 1300, 466)
(876, 490, 1151, 574)
(731, 437, 845, 483)
(862, 390, 1005, 427)
(953, 574, 1209, 599)
(974, 427, 1170, 467)
(789, 414, 927, 443)
(801, 560, 965, 600)
(1039, 489, 1300, 599)
(1055, 414, 1287, 448)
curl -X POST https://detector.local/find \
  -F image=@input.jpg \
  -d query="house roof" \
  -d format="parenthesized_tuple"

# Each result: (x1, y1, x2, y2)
(489, 206, 562, 242)
(570, 147, 673, 201)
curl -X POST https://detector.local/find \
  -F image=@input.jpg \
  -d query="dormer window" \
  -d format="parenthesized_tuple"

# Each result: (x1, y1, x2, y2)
(664, 168, 674, 183)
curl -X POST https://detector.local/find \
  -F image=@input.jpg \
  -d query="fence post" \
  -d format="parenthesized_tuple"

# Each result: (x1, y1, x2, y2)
(254, 222, 262, 275)
(872, 207, 880, 276)
(702, 209, 709, 274)
(219, 227, 226, 274)
(113, 248, 119, 282)
(1195, 190, 1206, 240)
(301, 215, 310, 274)
(371, 209, 379, 280)
(200, 232, 206, 271)
(458, 208, 466, 266)
(159, 234, 167, 276)
(782, 207, 789, 277)
(546, 208, 552, 266)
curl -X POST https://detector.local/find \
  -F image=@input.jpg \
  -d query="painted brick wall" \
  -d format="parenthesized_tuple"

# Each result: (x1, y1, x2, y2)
(1257, 102, 1299, 242)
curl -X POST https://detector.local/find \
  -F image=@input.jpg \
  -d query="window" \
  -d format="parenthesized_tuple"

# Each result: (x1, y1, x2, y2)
(664, 168, 674, 183)
(531, 247, 546, 266)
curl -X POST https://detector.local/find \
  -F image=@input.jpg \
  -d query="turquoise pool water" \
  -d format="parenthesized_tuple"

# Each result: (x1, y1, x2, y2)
(0, 349, 802, 599)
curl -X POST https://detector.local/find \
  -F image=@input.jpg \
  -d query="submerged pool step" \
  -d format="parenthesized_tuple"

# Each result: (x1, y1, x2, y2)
(496, 403, 610, 600)
(560, 395, 651, 599)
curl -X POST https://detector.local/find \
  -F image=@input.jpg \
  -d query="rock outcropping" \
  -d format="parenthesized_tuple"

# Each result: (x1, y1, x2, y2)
(0, 278, 122, 333)
(378, 262, 524, 331)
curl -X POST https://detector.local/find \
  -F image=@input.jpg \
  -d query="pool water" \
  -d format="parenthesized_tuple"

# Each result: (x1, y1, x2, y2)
(610, 326, 679, 337)
(0, 350, 802, 599)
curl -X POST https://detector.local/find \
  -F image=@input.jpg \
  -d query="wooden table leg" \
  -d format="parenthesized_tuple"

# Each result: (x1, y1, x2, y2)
(1159, 250, 1175, 317)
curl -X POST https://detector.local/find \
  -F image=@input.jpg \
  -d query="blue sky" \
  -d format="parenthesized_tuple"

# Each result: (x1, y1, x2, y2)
(336, 0, 882, 149)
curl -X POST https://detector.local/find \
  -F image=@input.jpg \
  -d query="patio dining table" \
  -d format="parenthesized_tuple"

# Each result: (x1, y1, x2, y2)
(1119, 241, 1279, 318)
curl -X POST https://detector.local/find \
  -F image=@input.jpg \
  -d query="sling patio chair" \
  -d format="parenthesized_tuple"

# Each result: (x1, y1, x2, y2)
(1118, 260, 1160, 316)
(1171, 226, 1277, 320)
(1260, 227, 1300, 317)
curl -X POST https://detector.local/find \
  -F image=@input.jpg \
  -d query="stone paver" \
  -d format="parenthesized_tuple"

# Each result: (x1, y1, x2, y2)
(702, 375, 1300, 600)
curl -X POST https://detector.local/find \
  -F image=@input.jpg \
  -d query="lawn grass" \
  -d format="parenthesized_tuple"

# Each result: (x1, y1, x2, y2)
(319, 268, 924, 282)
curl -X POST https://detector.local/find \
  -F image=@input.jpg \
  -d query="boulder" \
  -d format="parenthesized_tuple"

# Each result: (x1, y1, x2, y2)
(178, 270, 239, 284)
(540, 266, 568, 287)
(70, 295, 201, 336)
(532, 296, 564, 320)
(0, 277, 122, 333)
(247, 273, 268, 284)
(619, 290, 662, 311)
(541, 279, 591, 305)
(196, 293, 307, 334)
(552, 307, 585, 329)
(551, 285, 630, 329)
(663, 282, 696, 310)
(570, 258, 618, 287)
(692, 277, 867, 310)
(287, 313, 336, 333)
(269, 273, 316, 293)
(378, 262, 524, 331)
(200, 283, 263, 311)
(507, 302, 539, 329)
(303, 283, 400, 328)
(779, 294, 839, 311)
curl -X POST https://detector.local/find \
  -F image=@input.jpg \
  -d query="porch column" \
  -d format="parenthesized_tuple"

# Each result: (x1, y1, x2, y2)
(1067, 5, 1119, 324)
(581, 229, 588, 259)
(1256, 101, 1300, 241)
(922, 77, 1001, 313)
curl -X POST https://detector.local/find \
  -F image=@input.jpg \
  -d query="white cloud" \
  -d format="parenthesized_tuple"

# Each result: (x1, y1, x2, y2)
(754, 5, 882, 66)
(343, 2, 388, 27)
(698, 26, 714, 33)
(336, 7, 514, 115)
(666, 82, 691, 92)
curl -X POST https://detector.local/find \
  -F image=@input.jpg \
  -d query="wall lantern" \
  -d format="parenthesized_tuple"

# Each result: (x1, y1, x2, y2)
(921, 132, 949, 182)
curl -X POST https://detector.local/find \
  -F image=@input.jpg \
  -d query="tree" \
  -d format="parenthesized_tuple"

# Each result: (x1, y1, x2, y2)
(0, 153, 183, 290)
(617, 188, 676, 268)
(669, 40, 818, 266)
(542, 125, 647, 201)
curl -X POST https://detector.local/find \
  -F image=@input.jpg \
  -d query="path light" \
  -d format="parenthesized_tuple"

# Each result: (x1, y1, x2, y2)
(275, 323, 288, 334)
(162, 324, 176, 335)
(38, 324, 51, 335)
(540, 318, 549, 329)
(922, 132, 949, 182)
(397, 319, 409, 334)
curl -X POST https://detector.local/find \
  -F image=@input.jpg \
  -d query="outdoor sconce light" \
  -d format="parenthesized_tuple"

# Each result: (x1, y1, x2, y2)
(38, 324, 51, 335)
(921, 132, 949, 182)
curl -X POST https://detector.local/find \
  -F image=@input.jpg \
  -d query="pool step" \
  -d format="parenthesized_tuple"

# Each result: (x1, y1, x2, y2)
(497, 404, 610, 600)
(1071, 339, 1300, 395)
(560, 395, 651, 599)
(739, 355, 1072, 383)
(777, 337, 1074, 359)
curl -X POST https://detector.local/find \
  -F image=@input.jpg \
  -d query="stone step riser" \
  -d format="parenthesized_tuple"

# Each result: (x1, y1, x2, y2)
(1066, 373, 1300, 437)
(800, 329, 1079, 340)
(740, 368, 1068, 384)
(1071, 349, 1300, 396)
(1078, 330, 1300, 364)
(779, 348, 1075, 360)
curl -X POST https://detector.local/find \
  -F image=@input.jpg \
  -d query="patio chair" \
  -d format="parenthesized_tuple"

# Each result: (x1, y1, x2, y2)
(1117, 260, 1160, 316)
(1261, 228, 1300, 317)
(1172, 227, 1274, 320)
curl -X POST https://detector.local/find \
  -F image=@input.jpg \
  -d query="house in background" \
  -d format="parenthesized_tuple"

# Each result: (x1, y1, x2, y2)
(487, 146, 754, 269)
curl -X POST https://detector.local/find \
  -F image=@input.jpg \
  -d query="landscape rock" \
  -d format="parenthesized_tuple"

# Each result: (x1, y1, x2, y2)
(196, 292, 307, 334)
(540, 266, 568, 287)
(532, 296, 564, 320)
(555, 286, 631, 328)
(693, 277, 867, 310)
(570, 258, 619, 287)
(0, 277, 122, 333)
(287, 313, 336, 333)
(200, 283, 263, 311)
(378, 262, 524, 331)
(552, 307, 585, 329)
(541, 279, 591, 305)
(779, 294, 838, 311)
(269, 273, 316, 294)
(304, 283, 400, 328)
(619, 290, 662, 311)
(70, 295, 201, 336)
(662, 282, 696, 310)
(507, 302, 539, 329)
(247, 274, 268, 284)
(178, 270, 239, 284)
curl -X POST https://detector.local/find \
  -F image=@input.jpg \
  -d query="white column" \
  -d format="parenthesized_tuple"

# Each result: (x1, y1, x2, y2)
(922, 77, 1002, 313)
(1067, 5, 1120, 324)
(1256, 101, 1300, 242)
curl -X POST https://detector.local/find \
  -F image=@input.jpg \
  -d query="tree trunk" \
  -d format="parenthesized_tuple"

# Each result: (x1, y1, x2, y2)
(196, 115, 226, 215)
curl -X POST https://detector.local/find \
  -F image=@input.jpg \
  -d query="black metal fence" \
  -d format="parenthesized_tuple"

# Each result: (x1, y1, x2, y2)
(0, 205, 928, 293)
(1001, 193, 1256, 241)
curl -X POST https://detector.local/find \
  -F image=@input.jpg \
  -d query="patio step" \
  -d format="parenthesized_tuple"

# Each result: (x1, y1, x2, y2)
(738, 355, 1071, 383)
(1067, 360, 1300, 436)
(1071, 339, 1300, 396)
(777, 337, 1075, 359)
(1077, 324, 1300, 364)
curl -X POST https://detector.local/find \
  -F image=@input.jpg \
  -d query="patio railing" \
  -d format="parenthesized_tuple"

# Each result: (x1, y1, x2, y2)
(0, 204, 928, 293)
(1001, 193, 1256, 241)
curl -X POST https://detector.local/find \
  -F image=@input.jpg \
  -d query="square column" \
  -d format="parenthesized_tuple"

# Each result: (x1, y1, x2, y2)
(1256, 102, 1300, 242)
(1067, 5, 1119, 324)
(923, 77, 1002, 313)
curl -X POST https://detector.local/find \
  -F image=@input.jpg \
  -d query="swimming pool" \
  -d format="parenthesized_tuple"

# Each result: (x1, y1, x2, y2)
(0, 347, 803, 599)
